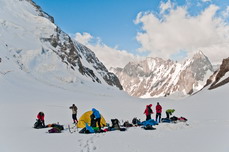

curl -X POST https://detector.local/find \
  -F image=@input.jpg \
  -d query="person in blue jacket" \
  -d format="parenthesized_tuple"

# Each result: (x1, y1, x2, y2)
(90, 108, 101, 129)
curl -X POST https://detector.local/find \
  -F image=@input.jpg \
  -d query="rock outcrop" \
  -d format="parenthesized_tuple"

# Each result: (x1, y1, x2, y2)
(205, 57, 229, 90)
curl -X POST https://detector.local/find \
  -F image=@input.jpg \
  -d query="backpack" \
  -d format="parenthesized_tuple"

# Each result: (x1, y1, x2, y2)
(132, 117, 141, 125)
(79, 128, 91, 134)
(161, 118, 171, 123)
(48, 127, 61, 133)
(143, 125, 156, 130)
(178, 117, 188, 122)
(111, 119, 120, 130)
(51, 124, 64, 130)
(170, 116, 178, 122)
(34, 119, 43, 129)
(79, 124, 95, 134)
(148, 107, 153, 113)
(123, 121, 133, 127)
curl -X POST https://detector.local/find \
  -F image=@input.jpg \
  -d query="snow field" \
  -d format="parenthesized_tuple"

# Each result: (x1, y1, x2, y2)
(1, 82, 229, 152)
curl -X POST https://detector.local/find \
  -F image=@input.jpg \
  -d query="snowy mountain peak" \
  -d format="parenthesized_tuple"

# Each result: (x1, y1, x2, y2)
(0, 0, 122, 90)
(191, 50, 210, 63)
(112, 52, 214, 98)
(25, 0, 55, 23)
(185, 51, 213, 81)
(193, 50, 205, 58)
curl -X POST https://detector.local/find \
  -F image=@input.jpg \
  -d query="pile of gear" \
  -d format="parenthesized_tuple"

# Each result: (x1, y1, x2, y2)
(33, 104, 188, 134)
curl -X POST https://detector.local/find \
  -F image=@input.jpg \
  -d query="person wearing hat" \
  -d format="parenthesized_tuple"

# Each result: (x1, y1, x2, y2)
(144, 104, 153, 121)
(69, 104, 78, 124)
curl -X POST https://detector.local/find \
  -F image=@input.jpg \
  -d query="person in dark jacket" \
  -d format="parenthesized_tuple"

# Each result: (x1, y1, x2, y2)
(144, 104, 153, 121)
(90, 108, 101, 129)
(37, 112, 45, 127)
(155, 102, 162, 123)
(69, 104, 78, 124)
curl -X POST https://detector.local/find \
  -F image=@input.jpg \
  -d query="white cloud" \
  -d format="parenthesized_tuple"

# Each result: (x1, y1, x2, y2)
(74, 33, 142, 69)
(74, 32, 93, 45)
(135, 4, 229, 64)
(160, 0, 172, 14)
(222, 6, 229, 18)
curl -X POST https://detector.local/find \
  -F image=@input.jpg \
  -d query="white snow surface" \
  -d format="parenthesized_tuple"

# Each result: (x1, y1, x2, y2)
(1, 66, 229, 152)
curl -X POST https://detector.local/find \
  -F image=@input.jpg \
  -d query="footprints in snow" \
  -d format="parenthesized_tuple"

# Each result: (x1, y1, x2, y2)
(79, 134, 100, 152)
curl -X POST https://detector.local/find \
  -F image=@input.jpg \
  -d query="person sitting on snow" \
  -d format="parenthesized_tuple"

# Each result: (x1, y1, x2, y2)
(90, 108, 101, 129)
(166, 109, 175, 119)
(37, 112, 45, 127)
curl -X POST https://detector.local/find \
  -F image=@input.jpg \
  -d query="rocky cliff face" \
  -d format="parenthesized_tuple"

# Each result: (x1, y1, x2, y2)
(205, 57, 229, 90)
(25, 0, 55, 23)
(111, 51, 214, 98)
(74, 41, 123, 89)
(0, 0, 122, 90)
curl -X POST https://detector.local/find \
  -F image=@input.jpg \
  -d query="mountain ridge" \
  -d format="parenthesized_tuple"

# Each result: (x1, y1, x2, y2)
(111, 51, 214, 98)
(0, 0, 122, 90)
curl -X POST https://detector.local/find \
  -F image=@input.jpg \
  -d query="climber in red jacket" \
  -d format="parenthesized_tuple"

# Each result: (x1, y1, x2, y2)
(37, 112, 45, 127)
(144, 104, 153, 121)
(155, 102, 162, 123)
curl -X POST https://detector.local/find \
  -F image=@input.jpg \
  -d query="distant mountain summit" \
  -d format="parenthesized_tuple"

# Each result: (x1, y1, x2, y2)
(111, 51, 214, 98)
(0, 0, 122, 90)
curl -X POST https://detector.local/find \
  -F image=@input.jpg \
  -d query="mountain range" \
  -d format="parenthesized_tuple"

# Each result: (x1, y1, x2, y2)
(111, 51, 215, 98)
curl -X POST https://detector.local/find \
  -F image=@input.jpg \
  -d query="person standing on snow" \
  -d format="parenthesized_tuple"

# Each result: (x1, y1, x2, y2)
(37, 112, 45, 127)
(90, 108, 101, 129)
(69, 104, 78, 124)
(166, 109, 175, 119)
(144, 104, 153, 121)
(155, 102, 162, 123)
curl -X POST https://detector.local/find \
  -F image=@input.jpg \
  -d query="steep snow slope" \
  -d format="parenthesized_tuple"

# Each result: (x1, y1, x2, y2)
(0, 0, 122, 90)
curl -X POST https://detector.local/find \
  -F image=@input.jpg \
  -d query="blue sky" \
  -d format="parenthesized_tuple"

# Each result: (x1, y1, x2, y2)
(33, 0, 163, 54)
(33, 0, 229, 68)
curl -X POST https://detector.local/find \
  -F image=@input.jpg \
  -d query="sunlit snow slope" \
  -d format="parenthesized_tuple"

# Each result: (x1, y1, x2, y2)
(0, 0, 122, 91)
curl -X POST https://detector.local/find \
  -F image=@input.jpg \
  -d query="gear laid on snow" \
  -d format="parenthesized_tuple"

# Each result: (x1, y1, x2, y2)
(46, 124, 64, 133)
(33, 106, 188, 135)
